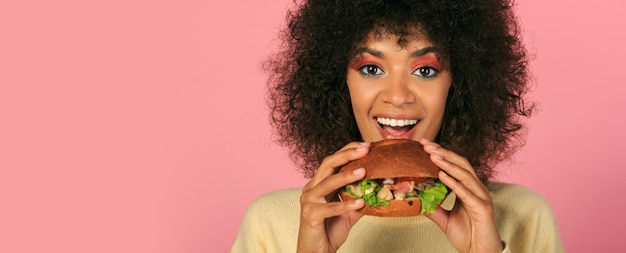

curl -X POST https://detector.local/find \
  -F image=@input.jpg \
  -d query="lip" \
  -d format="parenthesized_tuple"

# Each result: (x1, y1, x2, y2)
(373, 116, 420, 140)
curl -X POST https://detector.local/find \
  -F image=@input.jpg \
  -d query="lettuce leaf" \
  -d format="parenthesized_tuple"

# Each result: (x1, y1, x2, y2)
(345, 179, 448, 211)
(417, 182, 448, 214)
(345, 179, 389, 207)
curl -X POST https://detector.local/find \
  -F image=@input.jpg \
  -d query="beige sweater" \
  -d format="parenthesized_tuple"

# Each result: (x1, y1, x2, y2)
(232, 182, 564, 253)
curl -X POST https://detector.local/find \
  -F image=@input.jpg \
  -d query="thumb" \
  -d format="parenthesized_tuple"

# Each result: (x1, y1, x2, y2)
(424, 206, 449, 232)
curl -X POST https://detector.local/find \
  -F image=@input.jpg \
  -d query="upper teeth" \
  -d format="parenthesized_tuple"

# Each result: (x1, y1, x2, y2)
(377, 117, 418, 127)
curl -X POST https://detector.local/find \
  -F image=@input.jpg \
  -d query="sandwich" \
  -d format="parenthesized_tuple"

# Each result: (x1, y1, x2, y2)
(339, 139, 448, 217)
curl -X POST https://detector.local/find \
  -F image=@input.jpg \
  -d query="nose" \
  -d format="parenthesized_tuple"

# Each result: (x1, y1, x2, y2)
(380, 73, 417, 107)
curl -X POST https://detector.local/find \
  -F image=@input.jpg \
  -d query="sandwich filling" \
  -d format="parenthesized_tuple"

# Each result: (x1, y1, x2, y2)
(345, 177, 448, 214)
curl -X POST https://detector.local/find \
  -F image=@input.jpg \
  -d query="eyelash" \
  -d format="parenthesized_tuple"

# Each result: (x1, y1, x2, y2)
(413, 66, 439, 78)
(357, 64, 440, 78)
(358, 65, 384, 77)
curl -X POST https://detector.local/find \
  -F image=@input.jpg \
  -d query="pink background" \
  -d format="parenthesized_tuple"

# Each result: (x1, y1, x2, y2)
(1, 0, 625, 252)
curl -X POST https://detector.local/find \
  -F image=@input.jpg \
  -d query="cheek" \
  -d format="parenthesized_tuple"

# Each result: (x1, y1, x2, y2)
(428, 89, 449, 110)
(347, 85, 372, 118)
(346, 74, 375, 114)
(417, 79, 451, 117)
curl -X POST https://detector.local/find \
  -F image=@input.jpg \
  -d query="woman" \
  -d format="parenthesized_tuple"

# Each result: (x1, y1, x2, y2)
(233, 0, 563, 252)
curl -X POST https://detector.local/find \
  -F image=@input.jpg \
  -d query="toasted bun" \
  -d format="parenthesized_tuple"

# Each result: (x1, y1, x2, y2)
(339, 139, 439, 179)
(339, 139, 441, 217)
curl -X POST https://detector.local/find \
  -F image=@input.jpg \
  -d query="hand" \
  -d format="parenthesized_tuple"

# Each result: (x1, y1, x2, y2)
(419, 139, 503, 253)
(297, 142, 370, 253)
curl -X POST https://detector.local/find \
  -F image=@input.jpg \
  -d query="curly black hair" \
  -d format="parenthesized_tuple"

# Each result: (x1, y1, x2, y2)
(265, 0, 534, 182)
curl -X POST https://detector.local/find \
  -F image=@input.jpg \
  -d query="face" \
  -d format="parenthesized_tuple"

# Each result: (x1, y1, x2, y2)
(346, 31, 452, 143)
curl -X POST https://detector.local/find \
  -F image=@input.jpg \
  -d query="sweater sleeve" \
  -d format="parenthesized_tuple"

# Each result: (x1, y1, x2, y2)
(231, 198, 266, 253)
(231, 188, 302, 253)
(529, 196, 564, 253)
(490, 183, 564, 253)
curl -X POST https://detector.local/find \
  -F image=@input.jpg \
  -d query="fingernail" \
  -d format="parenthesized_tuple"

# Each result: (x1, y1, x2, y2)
(357, 142, 370, 149)
(438, 170, 448, 178)
(353, 199, 364, 206)
(356, 146, 367, 152)
(434, 153, 444, 160)
(352, 167, 365, 175)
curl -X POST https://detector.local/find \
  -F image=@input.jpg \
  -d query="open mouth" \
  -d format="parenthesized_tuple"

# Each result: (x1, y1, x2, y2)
(376, 117, 418, 138)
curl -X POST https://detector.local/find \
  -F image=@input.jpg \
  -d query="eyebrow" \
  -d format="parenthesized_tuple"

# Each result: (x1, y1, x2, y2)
(352, 46, 441, 59)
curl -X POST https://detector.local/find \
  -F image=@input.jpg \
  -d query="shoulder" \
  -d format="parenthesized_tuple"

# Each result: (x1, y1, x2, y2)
(488, 182, 564, 252)
(233, 188, 302, 252)
(244, 187, 302, 220)
(488, 182, 553, 212)
(488, 182, 556, 220)
(250, 187, 302, 208)
(488, 182, 547, 202)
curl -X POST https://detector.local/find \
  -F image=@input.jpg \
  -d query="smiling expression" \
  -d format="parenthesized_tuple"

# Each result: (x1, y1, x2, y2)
(346, 31, 452, 143)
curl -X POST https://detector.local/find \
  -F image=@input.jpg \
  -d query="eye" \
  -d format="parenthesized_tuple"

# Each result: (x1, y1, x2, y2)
(412, 67, 439, 78)
(358, 65, 384, 77)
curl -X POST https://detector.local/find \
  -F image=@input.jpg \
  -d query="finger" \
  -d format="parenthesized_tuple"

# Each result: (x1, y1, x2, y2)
(430, 153, 486, 192)
(423, 205, 451, 232)
(419, 140, 488, 199)
(435, 157, 491, 202)
(438, 170, 492, 213)
(304, 142, 370, 191)
(300, 198, 365, 224)
(310, 168, 365, 203)
(420, 139, 476, 178)
(302, 167, 366, 204)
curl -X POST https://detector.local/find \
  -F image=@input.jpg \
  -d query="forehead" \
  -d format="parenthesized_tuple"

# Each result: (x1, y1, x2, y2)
(352, 28, 434, 57)
(354, 25, 433, 53)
